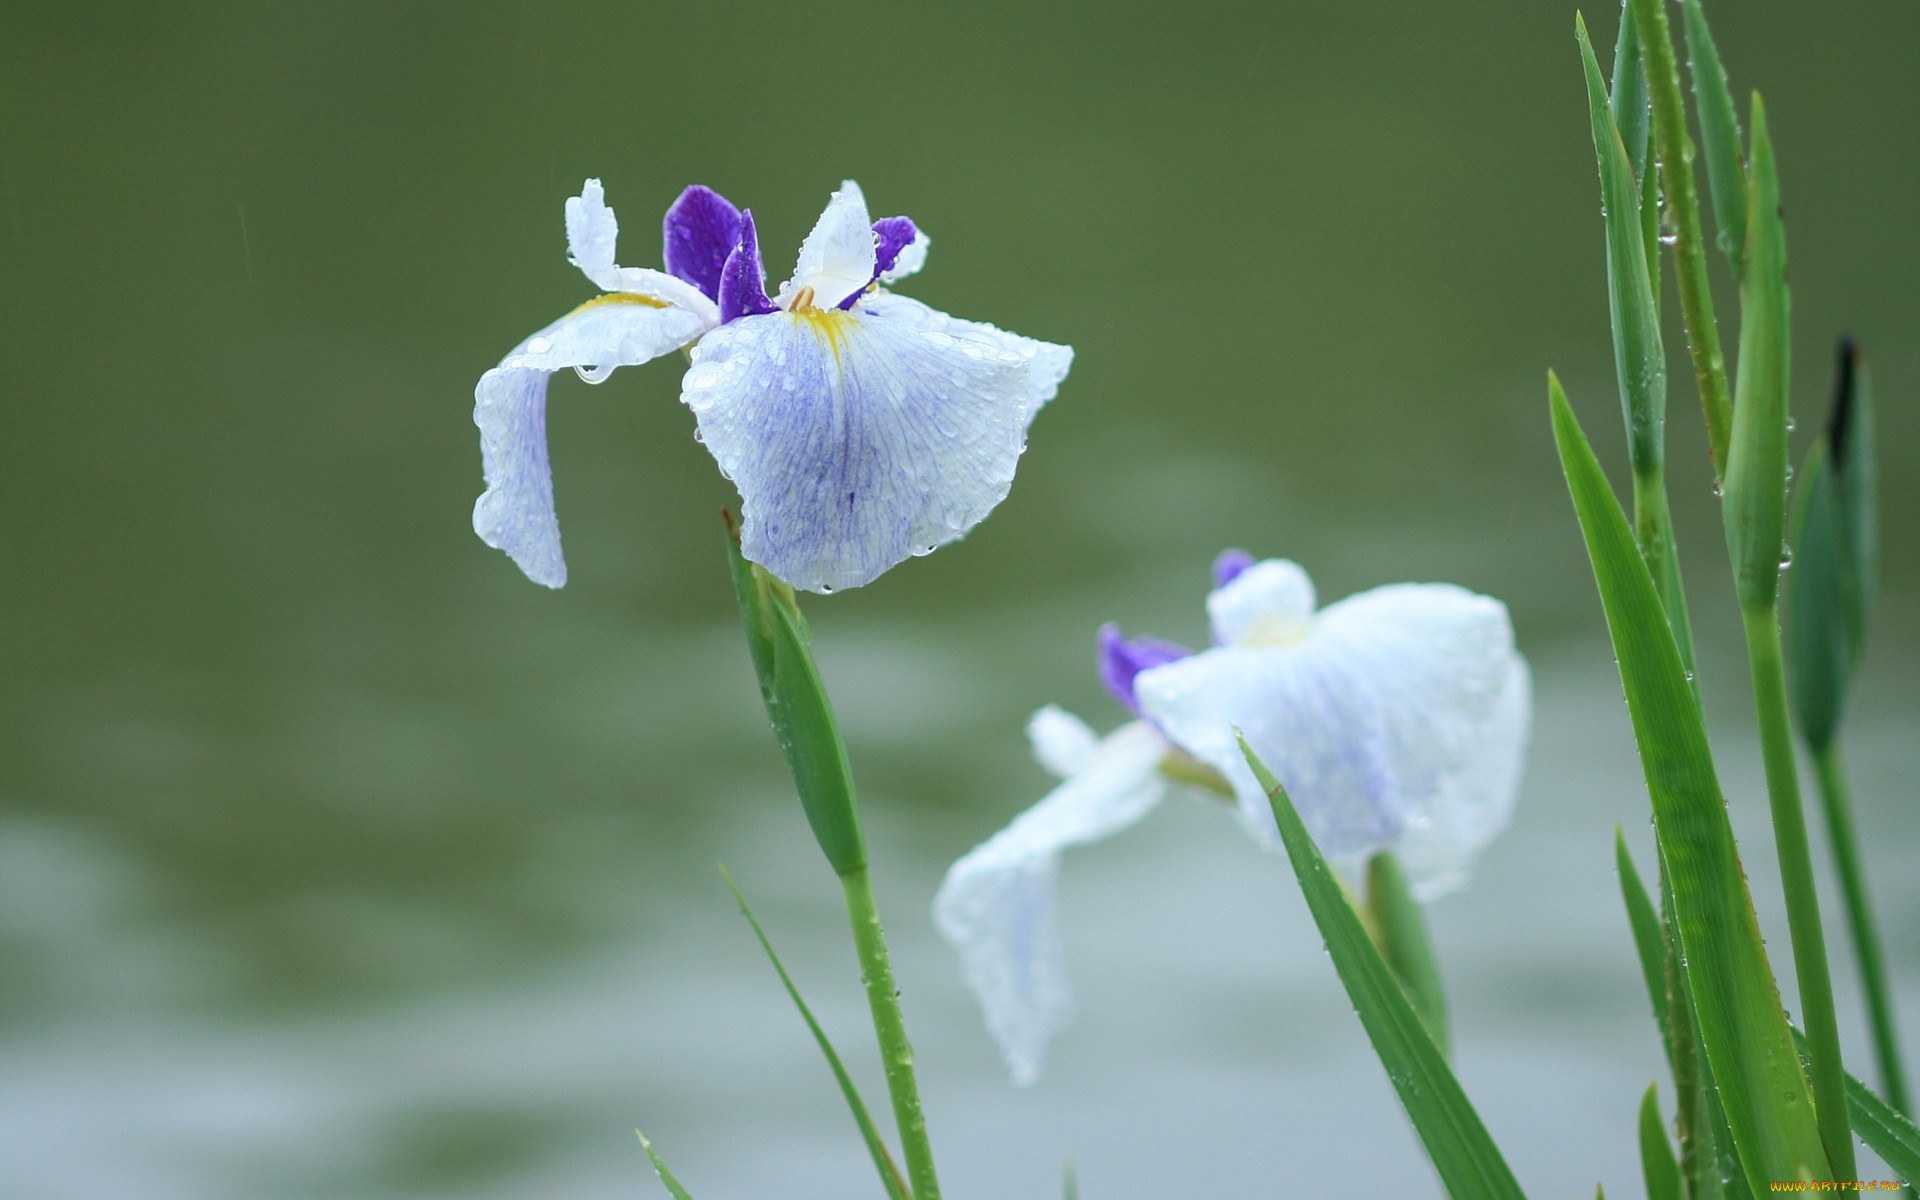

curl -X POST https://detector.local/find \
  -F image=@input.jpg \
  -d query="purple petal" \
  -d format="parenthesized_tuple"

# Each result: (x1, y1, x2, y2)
(836, 216, 920, 310)
(662, 185, 743, 302)
(718, 210, 777, 325)
(1213, 549, 1256, 588)
(1097, 623, 1192, 715)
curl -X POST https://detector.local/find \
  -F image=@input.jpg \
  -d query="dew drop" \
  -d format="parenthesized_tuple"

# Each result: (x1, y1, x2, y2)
(1779, 547, 1794, 570)
(819, 584, 835, 595)
(528, 337, 552, 354)
(574, 364, 614, 385)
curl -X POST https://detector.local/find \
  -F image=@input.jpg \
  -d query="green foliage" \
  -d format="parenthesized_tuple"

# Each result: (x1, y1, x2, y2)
(720, 868, 912, 1200)
(637, 1132, 699, 1200)
(1550, 374, 1830, 1190)
(1639, 1084, 1682, 1200)
(1680, 0, 1748, 270)
(1242, 736, 1528, 1200)
(1576, 14, 1666, 481)
(1614, 832, 1668, 1042)
(1367, 852, 1449, 1056)
(726, 519, 868, 877)
(1722, 96, 1791, 614)
(1788, 344, 1877, 750)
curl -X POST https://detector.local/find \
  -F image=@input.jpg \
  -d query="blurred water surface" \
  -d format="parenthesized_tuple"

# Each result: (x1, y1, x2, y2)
(2, 1, 1917, 1196)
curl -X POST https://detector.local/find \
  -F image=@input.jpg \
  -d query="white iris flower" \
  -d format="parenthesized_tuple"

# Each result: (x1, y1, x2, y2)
(473, 179, 1072, 592)
(934, 553, 1531, 1084)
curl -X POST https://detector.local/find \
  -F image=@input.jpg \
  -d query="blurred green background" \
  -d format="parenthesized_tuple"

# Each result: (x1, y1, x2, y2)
(3, 2, 1916, 1196)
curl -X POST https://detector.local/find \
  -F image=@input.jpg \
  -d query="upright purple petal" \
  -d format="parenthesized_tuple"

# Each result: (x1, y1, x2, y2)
(1213, 548, 1256, 588)
(717, 210, 777, 325)
(662, 185, 743, 302)
(1097, 623, 1192, 715)
(837, 216, 922, 310)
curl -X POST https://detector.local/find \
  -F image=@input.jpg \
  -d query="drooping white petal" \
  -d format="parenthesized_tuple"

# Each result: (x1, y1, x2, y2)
(879, 229, 930, 283)
(681, 303, 1031, 593)
(1028, 704, 1100, 778)
(1136, 576, 1524, 870)
(1208, 559, 1317, 646)
(1389, 657, 1530, 900)
(563, 179, 720, 322)
(779, 180, 877, 309)
(933, 720, 1170, 1085)
(858, 293, 1073, 428)
(473, 296, 711, 586)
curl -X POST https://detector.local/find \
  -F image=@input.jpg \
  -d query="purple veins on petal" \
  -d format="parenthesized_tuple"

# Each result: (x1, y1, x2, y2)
(1097, 623, 1192, 715)
(717, 210, 778, 324)
(662, 185, 743, 302)
(1213, 548, 1256, 589)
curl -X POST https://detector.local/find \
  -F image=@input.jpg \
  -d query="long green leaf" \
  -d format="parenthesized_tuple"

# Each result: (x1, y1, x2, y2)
(1577, 14, 1666, 484)
(1367, 852, 1449, 1056)
(637, 1132, 698, 1200)
(1680, 0, 1748, 271)
(1623, 834, 1742, 1199)
(720, 868, 912, 1200)
(1549, 373, 1830, 1190)
(1242, 737, 1527, 1200)
(1640, 1083, 1683, 1200)
(1615, 831, 1669, 1042)
(1793, 1027, 1920, 1191)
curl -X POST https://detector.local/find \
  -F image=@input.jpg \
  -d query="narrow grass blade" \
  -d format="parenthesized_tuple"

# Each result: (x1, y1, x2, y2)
(1242, 736, 1528, 1200)
(1610, 0, 1649, 173)
(1680, 0, 1748, 270)
(1623, 834, 1741, 1198)
(1063, 1161, 1079, 1200)
(720, 868, 912, 1200)
(1577, 15, 1666, 483)
(1723, 95, 1791, 614)
(1847, 1073, 1920, 1191)
(1549, 374, 1830, 1189)
(637, 1132, 698, 1200)
(1640, 1083, 1683, 1200)
(1627, 0, 1733, 474)
(1367, 852, 1449, 1056)
(1615, 831, 1669, 1041)
(1608, 0, 1661, 279)
(1794, 1026, 1920, 1190)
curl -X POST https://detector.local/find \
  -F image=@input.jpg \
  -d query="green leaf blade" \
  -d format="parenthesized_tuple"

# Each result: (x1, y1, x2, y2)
(1242, 737, 1527, 1200)
(721, 868, 912, 1200)
(1549, 374, 1830, 1190)
(1680, 0, 1748, 270)
(1723, 94, 1791, 614)
(1640, 1084, 1683, 1200)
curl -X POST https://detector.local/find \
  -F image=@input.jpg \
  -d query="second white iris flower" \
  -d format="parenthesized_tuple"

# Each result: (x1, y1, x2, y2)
(935, 552, 1531, 1084)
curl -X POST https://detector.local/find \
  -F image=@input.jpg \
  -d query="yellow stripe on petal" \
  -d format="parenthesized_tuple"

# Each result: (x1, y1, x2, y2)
(570, 291, 670, 316)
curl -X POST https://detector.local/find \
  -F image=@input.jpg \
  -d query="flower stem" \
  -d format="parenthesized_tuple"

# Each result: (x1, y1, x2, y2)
(841, 865, 942, 1200)
(1742, 604, 1853, 1177)
(1630, 0, 1734, 476)
(1812, 741, 1910, 1115)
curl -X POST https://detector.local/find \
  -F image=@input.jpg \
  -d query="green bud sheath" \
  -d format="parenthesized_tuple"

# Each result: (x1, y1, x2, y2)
(726, 516, 868, 877)
(1723, 95, 1790, 614)
(1786, 344, 1875, 753)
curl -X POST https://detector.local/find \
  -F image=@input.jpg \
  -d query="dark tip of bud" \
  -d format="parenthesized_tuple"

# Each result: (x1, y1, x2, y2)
(721, 508, 741, 539)
(1829, 338, 1860, 465)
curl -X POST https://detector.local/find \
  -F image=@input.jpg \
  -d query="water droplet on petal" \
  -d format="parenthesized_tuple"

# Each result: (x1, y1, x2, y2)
(574, 364, 614, 385)
(528, 337, 552, 354)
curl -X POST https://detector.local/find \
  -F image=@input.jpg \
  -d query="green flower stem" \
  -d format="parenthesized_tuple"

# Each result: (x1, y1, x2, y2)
(841, 864, 941, 1200)
(1813, 741, 1910, 1115)
(1629, 0, 1733, 475)
(1743, 604, 1854, 1178)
